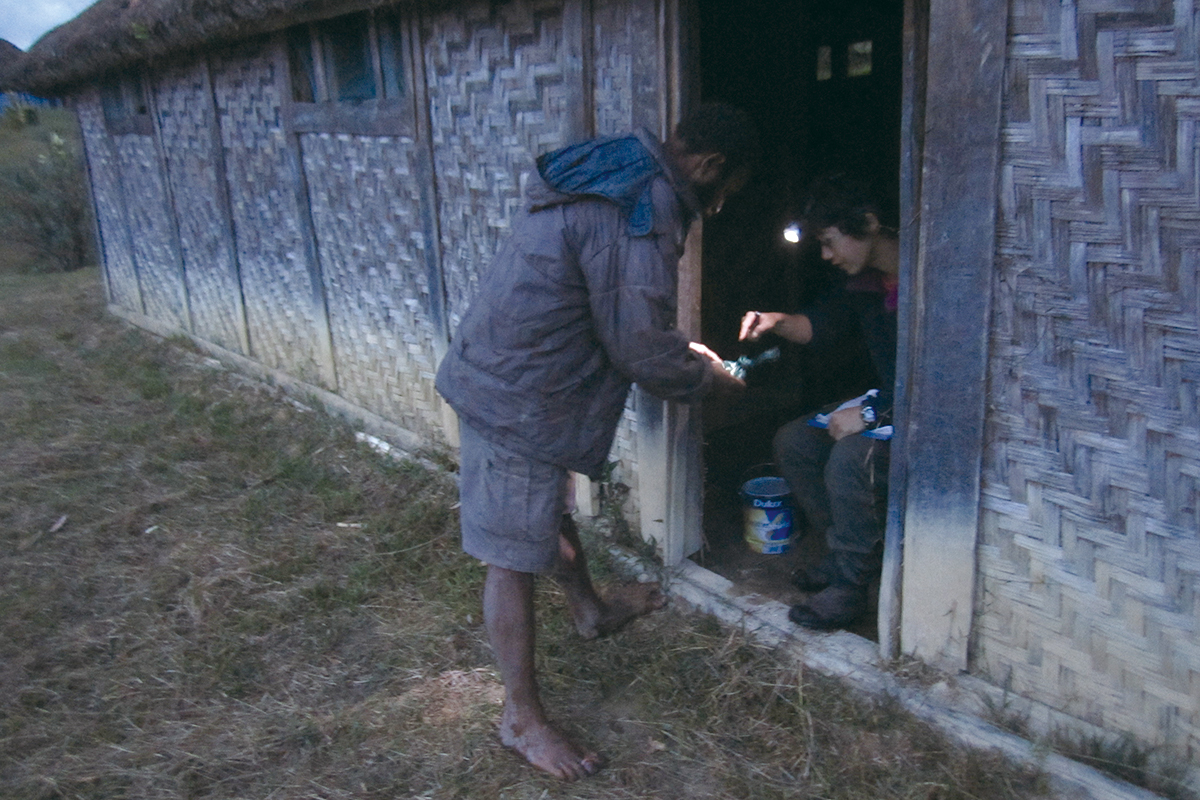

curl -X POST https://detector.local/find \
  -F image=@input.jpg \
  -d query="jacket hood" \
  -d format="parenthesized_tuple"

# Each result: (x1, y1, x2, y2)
(531, 128, 702, 236)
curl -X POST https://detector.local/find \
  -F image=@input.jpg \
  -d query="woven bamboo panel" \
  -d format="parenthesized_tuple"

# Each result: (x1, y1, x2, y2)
(978, 0, 1200, 756)
(419, 0, 577, 329)
(209, 40, 330, 386)
(111, 133, 188, 331)
(153, 63, 246, 354)
(592, 0, 661, 137)
(611, 394, 640, 518)
(300, 132, 445, 443)
(75, 91, 142, 313)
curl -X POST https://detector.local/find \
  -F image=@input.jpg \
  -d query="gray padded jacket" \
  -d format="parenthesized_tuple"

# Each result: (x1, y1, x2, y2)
(435, 131, 713, 478)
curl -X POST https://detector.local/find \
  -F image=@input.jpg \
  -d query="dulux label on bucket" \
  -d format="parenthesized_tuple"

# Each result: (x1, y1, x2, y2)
(741, 476, 795, 555)
(752, 497, 785, 508)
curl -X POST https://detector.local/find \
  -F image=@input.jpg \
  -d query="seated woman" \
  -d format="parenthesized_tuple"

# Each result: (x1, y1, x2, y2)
(739, 175, 898, 631)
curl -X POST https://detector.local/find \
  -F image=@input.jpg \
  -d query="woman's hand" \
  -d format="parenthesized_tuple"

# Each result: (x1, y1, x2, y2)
(739, 311, 812, 344)
(739, 311, 781, 341)
(826, 406, 867, 441)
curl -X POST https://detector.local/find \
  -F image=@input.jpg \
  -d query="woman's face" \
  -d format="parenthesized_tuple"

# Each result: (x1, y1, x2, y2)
(817, 226, 874, 275)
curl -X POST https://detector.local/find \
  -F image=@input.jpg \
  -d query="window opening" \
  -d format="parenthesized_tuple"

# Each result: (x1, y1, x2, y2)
(100, 72, 152, 134)
(284, 9, 415, 134)
(322, 13, 376, 101)
(847, 40, 873, 77)
(287, 26, 318, 103)
(376, 10, 408, 100)
(287, 10, 409, 105)
(100, 79, 125, 125)
(816, 45, 832, 81)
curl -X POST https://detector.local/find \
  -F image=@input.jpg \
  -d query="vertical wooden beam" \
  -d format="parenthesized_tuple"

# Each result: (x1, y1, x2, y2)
(637, 0, 704, 566)
(631, 0, 663, 135)
(73, 93, 114, 305)
(898, 0, 1009, 671)
(637, 392, 670, 551)
(101, 87, 149, 317)
(879, 0, 930, 659)
(144, 68, 196, 336)
(273, 34, 339, 391)
(667, 220, 705, 562)
(562, 0, 594, 142)
(204, 53, 254, 357)
(408, 4, 456, 446)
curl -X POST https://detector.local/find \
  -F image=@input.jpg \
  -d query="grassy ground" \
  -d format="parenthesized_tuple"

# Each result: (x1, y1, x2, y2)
(0, 268, 1057, 799)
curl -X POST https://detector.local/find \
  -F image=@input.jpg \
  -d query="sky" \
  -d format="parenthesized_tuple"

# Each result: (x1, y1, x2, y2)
(2, 0, 96, 50)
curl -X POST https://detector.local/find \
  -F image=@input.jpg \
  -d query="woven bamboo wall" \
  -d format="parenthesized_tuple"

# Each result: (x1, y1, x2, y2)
(209, 39, 332, 387)
(594, 0, 664, 138)
(111, 135, 188, 331)
(420, 0, 578, 330)
(153, 62, 247, 355)
(300, 132, 445, 443)
(77, 92, 142, 313)
(977, 0, 1200, 756)
(78, 0, 666, 520)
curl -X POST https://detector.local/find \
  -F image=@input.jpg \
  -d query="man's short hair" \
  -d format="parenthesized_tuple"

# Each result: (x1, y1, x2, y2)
(802, 174, 892, 239)
(674, 102, 761, 179)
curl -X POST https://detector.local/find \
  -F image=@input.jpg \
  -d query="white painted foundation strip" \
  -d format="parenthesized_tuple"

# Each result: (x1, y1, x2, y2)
(606, 549, 1171, 800)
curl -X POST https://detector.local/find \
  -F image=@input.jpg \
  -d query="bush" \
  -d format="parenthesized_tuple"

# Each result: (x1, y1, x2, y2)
(0, 122, 95, 273)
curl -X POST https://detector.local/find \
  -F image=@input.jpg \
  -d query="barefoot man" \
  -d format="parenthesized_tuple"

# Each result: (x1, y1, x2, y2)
(435, 104, 758, 779)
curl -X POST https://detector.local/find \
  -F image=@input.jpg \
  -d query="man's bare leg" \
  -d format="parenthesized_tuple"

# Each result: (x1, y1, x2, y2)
(483, 565, 603, 780)
(553, 515, 667, 640)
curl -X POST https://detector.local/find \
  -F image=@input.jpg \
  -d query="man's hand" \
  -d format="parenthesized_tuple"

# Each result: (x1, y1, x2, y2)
(688, 341, 724, 365)
(826, 406, 866, 441)
(688, 341, 745, 399)
(709, 361, 746, 398)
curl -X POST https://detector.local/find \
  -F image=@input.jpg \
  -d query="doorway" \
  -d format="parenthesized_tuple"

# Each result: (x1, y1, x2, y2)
(691, 0, 905, 639)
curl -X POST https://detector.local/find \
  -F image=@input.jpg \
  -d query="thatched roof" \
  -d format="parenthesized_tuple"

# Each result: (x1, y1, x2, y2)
(6, 0, 403, 96)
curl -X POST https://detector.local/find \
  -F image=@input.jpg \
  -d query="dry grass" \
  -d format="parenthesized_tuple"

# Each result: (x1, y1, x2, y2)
(0, 268, 1052, 799)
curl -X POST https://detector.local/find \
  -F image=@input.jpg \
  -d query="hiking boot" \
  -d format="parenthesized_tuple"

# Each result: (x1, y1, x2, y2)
(788, 584, 869, 631)
(790, 557, 835, 593)
(792, 548, 878, 594)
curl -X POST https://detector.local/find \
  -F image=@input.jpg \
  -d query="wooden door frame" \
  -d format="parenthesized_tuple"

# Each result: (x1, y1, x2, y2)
(890, 0, 1009, 671)
(664, 0, 1010, 672)
(637, 0, 706, 566)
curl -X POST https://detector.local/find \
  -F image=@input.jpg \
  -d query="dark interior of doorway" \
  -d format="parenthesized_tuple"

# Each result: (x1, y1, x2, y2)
(692, 0, 904, 639)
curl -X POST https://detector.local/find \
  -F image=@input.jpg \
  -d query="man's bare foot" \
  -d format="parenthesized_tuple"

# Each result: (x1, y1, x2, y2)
(499, 704, 604, 781)
(574, 581, 667, 640)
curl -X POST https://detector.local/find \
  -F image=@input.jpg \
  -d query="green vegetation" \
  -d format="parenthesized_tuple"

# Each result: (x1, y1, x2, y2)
(0, 104, 95, 273)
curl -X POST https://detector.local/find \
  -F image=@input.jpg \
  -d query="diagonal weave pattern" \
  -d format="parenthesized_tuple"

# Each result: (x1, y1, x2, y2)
(112, 134, 188, 332)
(154, 62, 246, 354)
(978, 0, 1200, 757)
(301, 132, 445, 444)
(210, 40, 330, 386)
(77, 92, 142, 314)
(420, 0, 577, 329)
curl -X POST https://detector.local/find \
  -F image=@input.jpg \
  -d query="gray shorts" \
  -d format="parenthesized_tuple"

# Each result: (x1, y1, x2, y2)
(457, 420, 568, 573)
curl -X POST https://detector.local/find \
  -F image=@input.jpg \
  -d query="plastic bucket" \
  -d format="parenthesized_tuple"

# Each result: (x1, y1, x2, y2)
(739, 476, 795, 555)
